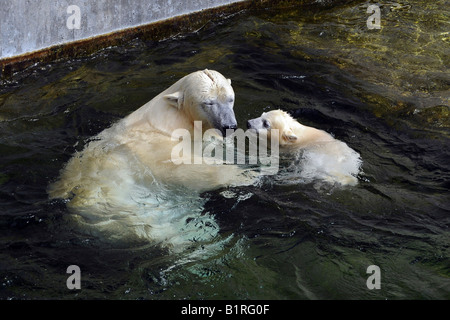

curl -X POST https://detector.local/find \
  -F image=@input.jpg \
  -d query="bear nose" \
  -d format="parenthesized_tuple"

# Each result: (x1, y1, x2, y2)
(223, 124, 237, 132)
(246, 120, 251, 128)
(222, 124, 237, 137)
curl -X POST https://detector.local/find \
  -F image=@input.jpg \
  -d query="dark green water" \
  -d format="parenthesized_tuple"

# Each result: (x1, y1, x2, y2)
(0, 1, 449, 299)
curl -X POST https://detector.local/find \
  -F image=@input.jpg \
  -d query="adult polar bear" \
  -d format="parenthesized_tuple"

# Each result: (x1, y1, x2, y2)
(48, 69, 252, 246)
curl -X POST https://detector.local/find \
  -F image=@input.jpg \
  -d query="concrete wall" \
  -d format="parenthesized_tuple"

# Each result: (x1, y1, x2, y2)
(0, 0, 243, 60)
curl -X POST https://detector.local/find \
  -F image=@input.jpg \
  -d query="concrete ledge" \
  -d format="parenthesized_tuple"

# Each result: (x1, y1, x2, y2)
(0, 0, 253, 77)
(0, 0, 352, 78)
(1, 0, 248, 60)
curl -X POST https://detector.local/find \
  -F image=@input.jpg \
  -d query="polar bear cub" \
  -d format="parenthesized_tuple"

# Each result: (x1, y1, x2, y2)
(247, 109, 362, 186)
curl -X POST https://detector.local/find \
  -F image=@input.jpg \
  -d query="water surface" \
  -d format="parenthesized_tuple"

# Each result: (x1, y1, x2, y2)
(0, 0, 449, 299)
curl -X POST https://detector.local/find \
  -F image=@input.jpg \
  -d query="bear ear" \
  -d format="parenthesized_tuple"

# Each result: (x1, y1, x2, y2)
(282, 128, 298, 143)
(164, 92, 183, 109)
(227, 78, 232, 85)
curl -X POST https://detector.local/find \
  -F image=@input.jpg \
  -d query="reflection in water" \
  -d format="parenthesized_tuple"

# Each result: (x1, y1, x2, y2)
(0, 0, 449, 299)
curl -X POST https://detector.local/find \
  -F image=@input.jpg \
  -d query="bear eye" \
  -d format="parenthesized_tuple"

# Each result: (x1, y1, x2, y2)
(263, 119, 270, 128)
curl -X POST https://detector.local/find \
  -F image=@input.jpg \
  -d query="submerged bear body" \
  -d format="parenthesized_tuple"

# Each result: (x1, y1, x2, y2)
(48, 70, 250, 246)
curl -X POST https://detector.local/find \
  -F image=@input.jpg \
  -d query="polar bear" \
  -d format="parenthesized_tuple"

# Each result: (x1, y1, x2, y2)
(247, 109, 362, 186)
(48, 70, 253, 246)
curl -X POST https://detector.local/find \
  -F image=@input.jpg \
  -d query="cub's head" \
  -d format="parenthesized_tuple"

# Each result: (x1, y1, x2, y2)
(247, 109, 299, 145)
(164, 69, 237, 137)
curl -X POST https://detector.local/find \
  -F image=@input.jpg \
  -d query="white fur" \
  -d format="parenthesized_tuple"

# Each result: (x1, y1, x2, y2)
(48, 70, 253, 248)
(248, 109, 362, 186)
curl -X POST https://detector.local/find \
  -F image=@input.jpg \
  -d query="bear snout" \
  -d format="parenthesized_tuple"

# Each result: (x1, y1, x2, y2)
(223, 123, 237, 131)
(221, 123, 237, 137)
(247, 118, 261, 130)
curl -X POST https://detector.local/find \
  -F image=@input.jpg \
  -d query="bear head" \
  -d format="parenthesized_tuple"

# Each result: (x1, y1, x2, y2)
(164, 69, 237, 137)
(247, 109, 299, 145)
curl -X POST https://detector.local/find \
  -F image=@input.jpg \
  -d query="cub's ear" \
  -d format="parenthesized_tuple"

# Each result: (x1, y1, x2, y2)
(164, 92, 183, 109)
(227, 79, 232, 85)
(282, 128, 298, 143)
